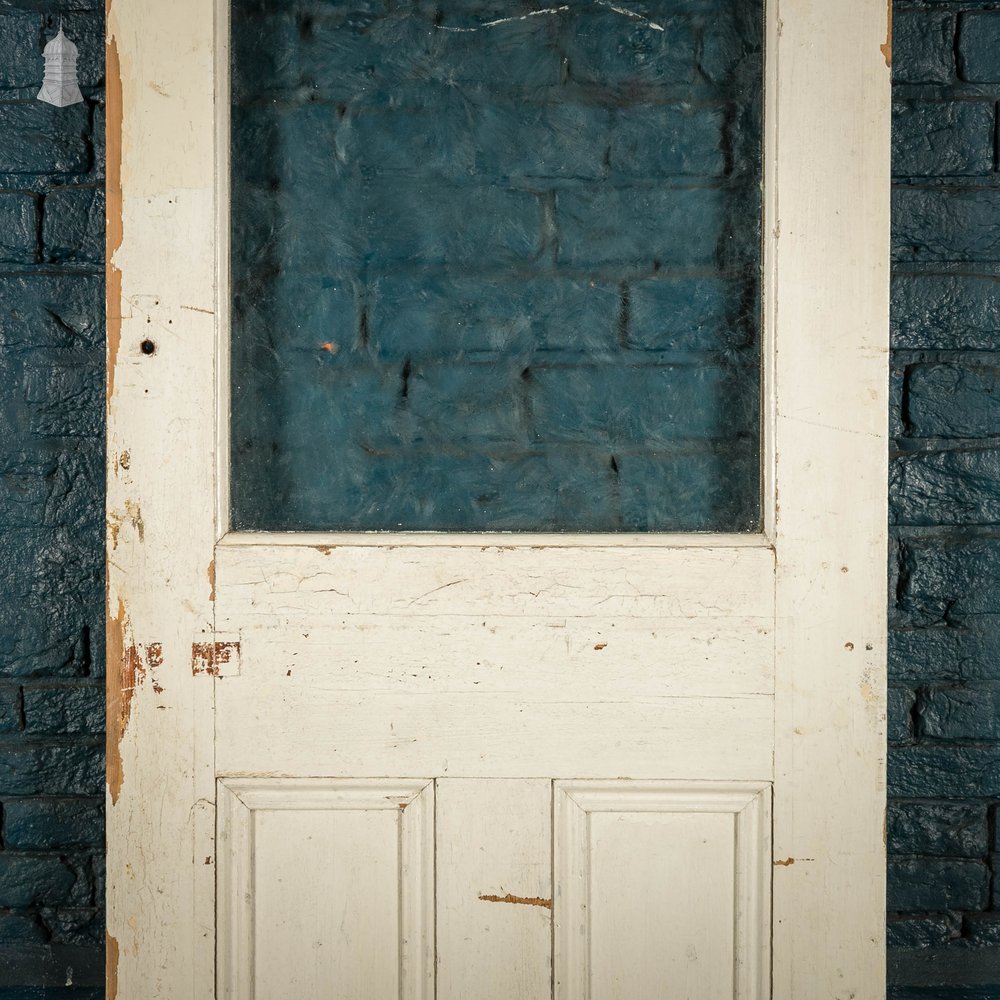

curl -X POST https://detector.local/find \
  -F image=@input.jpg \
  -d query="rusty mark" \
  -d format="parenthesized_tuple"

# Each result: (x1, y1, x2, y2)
(478, 893, 552, 909)
(320, 341, 339, 354)
(106, 931, 119, 1000)
(192, 640, 240, 676)
(773, 857, 795, 866)
(106, 33, 123, 413)
(594, 642, 607, 650)
(118, 451, 130, 471)
(880, 0, 892, 67)
(207, 558, 216, 602)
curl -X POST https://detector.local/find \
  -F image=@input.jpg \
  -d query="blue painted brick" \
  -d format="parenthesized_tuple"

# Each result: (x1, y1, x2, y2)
(0, 685, 20, 733)
(958, 12, 1000, 84)
(3, 799, 102, 850)
(0, 855, 86, 909)
(628, 276, 755, 351)
(906, 364, 1000, 439)
(893, 189, 1000, 263)
(0, 915, 46, 947)
(42, 186, 103, 265)
(0, 11, 44, 89)
(44, 907, 104, 947)
(0, 276, 103, 351)
(887, 802, 987, 857)
(0, 103, 90, 175)
(893, 10, 954, 85)
(892, 101, 994, 178)
(474, 102, 608, 180)
(529, 363, 755, 445)
(564, 11, 694, 86)
(920, 685, 1000, 740)
(891, 450, 1000, 526)
(556, 186, 724, 270)
(892, 274, 1000, 351)
(609, 106, 725, 178)
(887, 859, 988, 912)
(0, 193, 37, 265)
(888, 687, 916, 742)
(887, 914, 961, 949)
(890, 745, 1000, 797)
(23, 362, 103, 438)
(22, 684, 103, 736)
(895, 538, 1000, 628)
(0, 743, 102, 796)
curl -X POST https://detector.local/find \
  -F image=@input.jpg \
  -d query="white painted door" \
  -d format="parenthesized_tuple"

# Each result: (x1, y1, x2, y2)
(104, 0, 891, 998)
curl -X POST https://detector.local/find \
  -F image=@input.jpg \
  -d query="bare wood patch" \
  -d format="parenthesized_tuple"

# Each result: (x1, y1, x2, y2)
(192, 640, 240, 676)
(106, 931, 119, 1000)
(478, 892, 552, 909)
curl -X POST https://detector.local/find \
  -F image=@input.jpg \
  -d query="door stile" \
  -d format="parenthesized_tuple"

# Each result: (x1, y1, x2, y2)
(769, 0, 891, 996)
(105, 0, 221, 997)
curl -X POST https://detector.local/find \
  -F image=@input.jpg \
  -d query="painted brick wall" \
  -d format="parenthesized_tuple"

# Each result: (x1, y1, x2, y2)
(889, 1, 1000, 996)
(0, 2, 105, 997)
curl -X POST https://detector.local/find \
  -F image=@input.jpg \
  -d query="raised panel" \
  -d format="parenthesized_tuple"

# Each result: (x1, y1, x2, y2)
(554, 781, 770, 1000)
(217, 778, 434, 1000)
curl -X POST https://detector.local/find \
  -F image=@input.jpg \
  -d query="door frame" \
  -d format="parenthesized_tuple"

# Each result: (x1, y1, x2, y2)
(105, 0, 891, 995)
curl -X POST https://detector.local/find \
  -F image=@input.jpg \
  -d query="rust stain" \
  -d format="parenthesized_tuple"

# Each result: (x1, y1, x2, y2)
(594, 642, 607, 650)
(320, 341, 339, 354)
(106, 931, 119, 1000)
(192, 640, 240, 676)
(106, 33, 124, 413)
(207, 558, 216, 602)
(880, 0, 892, 67)
(773, 857, 795, 866)
(478, 892, 552, 909)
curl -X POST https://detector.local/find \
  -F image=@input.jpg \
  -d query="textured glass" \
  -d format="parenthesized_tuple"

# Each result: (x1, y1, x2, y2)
(230, 0, 763, 531)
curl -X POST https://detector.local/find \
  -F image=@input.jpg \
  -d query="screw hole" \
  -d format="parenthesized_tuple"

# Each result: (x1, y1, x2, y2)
(140, 339, 156, 355)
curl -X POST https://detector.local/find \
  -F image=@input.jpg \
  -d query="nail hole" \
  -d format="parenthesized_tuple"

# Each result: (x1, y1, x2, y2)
(140, 339, 156, 355)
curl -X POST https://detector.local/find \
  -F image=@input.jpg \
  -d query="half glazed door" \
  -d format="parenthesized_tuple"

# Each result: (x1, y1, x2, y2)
(105, 0, 890, 998)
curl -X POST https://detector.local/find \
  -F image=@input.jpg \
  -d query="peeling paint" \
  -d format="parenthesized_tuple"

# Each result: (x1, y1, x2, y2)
(108, 499, 144, 549)
(106, 932, 119, 1000)
(192, 640, 240, 676)
(594, 642, 607, 650)
(773, 857, 795, 866)
(207, 558, 216, 602)
(478, 892, 552, 908)
(880, 0, 892, 68)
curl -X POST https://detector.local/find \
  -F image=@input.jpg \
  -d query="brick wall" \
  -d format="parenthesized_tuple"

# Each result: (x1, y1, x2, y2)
(229, 0, 763, 533)
(889, 1, 1000, 996)
(0, 3, 105, 998)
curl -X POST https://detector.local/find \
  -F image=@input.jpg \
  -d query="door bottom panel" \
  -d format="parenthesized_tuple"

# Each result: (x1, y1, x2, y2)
(216, 778, 771, 1000)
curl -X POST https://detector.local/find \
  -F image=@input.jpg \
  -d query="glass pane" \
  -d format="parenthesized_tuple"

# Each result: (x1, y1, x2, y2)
(230, 0, 763, 532)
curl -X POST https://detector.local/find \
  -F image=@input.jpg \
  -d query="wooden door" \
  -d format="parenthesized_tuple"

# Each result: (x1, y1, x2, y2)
(104, 0, 891, 997)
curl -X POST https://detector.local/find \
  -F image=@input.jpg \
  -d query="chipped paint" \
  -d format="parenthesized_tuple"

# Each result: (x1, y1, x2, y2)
(207, 558, 216, 602)
(880, 0, 892, 67)
(192, 640, 241, 676)
(108, 499, 144, 550)
(106, 931, 119, 1000)
(594, 642, 607, 650)
(478, 892, 552, 908)
(773, 857, 795, 867)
